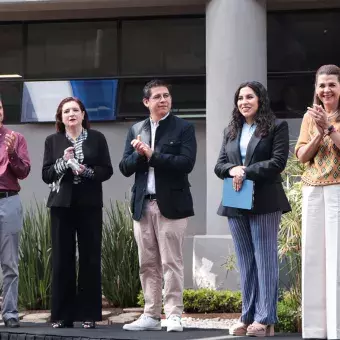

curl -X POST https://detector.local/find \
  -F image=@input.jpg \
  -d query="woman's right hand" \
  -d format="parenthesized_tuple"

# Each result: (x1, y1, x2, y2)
(229, 166, 246, 178)
(63, 147, 75, 161)
(308, 106, 326, 137)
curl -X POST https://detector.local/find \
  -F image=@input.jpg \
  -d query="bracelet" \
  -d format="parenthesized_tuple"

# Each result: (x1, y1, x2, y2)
(326, 125, 336, 136)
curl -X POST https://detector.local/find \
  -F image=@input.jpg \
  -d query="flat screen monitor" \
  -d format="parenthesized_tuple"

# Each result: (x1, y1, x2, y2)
(21, 79, 118, 122)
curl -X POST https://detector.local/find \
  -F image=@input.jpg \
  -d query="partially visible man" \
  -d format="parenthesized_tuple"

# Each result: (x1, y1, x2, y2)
(120, 79, 197, 332)
(0, 96, 30, 328)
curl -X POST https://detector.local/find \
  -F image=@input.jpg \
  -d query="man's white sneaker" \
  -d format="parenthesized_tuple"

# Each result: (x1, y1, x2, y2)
(122, 314, 161, 331)
(167, 315, 183, 332)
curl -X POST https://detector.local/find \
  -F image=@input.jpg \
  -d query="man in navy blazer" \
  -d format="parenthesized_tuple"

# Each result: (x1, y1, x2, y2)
(119, 79, 197, 332)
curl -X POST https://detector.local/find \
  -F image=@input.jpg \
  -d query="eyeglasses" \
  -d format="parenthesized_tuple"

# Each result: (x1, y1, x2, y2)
(150, 93, 171, 101)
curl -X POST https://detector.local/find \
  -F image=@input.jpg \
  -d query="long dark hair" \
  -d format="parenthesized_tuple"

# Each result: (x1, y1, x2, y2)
(55, 97, 90, 133)
(227, 81, 275, 140)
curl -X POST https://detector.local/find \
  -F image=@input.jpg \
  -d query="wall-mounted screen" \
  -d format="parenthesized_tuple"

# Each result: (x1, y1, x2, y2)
(21, 79, 118, 122)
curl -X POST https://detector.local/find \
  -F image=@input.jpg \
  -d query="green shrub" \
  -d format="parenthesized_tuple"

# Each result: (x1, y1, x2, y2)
(138, 287, 299, 332)
(102, 201, 141, 307)
(19, 201, 52, 310)
(137, 288, 242, 313)
(278, 154, 304, 330)
(276, 291, 301, 333)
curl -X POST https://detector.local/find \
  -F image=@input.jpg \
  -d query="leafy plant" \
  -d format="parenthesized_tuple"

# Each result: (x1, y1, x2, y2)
(102, 200, 140, 307)
(276, 291, 302, 333)
(137, 288, 242, 313)
(19, 201, 52, 310)
(278, 153, 305, 330)
(221, 253, 237, 283)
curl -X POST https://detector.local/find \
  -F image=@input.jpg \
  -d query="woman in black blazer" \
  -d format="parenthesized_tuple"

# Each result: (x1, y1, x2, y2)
(215, 81, 290, 337)
(42, 97, 113, 329)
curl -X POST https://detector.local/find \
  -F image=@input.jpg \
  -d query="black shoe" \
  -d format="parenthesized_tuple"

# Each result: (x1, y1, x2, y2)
(52, 320, 74, 328)
(82, 321, 95, 329)
(4, 318, 20, 328)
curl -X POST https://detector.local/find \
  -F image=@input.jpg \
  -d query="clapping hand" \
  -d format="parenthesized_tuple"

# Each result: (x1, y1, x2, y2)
(131, 135, 153, 159)
(131, 135, 145, 155)
(5, 131, 16, 154)
(308, 104, 328, 131)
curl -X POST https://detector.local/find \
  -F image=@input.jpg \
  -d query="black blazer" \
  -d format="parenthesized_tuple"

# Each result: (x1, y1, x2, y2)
(214, 120, 291, 217)
(119, 114, 197, 221)
(42, 129, 113, 208)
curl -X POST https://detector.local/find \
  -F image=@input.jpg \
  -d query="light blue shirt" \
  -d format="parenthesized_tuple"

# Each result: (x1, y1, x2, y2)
(239, 122, 256, 165)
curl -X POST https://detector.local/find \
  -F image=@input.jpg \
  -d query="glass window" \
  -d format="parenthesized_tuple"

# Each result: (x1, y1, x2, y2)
(121, 18, 205, 76)
(170, 77, 206, 117)
(117, 79, 148, 118)
(268, 73, 315, 118)
(26, 21, 118, 78)
(0, 25, 23, 77)
(268, 11, 340, 72)
(0, 80, 23, 124)
(117, 77, 205, 118)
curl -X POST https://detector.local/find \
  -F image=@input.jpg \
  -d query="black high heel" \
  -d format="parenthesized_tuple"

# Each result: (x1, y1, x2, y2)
(82, 321, 95, 329)
(52, 320, 74, 328)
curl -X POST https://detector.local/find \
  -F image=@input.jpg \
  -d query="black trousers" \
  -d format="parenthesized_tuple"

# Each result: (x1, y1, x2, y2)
(50, 206, 102, 322)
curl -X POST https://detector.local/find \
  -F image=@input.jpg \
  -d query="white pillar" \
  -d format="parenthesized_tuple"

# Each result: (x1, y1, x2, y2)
(193, 0, 267, 290)
(206, 0, 267, 235)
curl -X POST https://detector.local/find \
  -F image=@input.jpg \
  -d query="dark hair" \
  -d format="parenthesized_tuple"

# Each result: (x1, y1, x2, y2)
(313, 64, 340, 111)
(227, 81, 275, 140)
(143, 79, 172, 99)
(55, 97, 90, 132)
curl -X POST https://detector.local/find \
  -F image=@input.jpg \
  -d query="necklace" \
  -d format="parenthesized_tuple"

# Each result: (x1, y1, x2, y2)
(327, 110, 339, 121)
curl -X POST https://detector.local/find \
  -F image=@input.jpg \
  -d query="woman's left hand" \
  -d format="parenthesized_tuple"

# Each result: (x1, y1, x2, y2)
(73, 164, 86, 175)
(233, 175, 244, 192)
(308, 104, 328, 130)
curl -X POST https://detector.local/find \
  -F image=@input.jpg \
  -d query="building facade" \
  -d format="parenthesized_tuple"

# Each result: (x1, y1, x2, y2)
(1, 0, 339, 289)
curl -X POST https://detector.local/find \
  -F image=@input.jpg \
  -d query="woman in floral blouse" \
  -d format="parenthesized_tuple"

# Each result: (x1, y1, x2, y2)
(296, 64, 340, 339)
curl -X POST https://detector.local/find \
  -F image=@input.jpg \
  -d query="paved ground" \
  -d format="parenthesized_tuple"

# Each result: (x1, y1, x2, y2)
(0, 323, 301, 340)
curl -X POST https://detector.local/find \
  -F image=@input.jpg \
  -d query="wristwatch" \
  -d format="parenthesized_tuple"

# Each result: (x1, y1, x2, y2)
(326, 125, 336, 136)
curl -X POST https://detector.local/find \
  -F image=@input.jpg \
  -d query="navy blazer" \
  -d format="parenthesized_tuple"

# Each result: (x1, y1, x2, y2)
(214, 120, 291, 217)
(119, 114, 197, 221)
(42, 129, 113, 208)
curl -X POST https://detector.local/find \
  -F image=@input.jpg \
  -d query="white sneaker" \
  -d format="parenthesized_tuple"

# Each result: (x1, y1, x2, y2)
(123, 314, 161, 331)
(167, 315, 183, 332)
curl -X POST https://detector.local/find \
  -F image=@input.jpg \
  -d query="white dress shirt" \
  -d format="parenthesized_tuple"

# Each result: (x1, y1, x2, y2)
(146, 113, 170, 194)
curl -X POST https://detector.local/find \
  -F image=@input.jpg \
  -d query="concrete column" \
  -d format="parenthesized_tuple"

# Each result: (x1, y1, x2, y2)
(193, 0, 267, 290)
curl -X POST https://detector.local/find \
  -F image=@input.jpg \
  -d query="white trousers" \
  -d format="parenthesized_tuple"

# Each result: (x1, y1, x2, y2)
(302, 185, 340, 339)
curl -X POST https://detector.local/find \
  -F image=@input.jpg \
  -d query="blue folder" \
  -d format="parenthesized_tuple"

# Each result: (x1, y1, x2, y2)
(222, 178, 254, 210)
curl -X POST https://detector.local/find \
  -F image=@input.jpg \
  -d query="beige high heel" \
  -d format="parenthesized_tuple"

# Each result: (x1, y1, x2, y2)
(246, 322, 274, 337)
(229, 321, 250, 336)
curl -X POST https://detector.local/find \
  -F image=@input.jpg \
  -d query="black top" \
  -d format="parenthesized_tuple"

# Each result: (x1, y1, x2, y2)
(42, 129, 113, 208)
(119, 114, 197, 221)
(214, 120, 291, 217)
